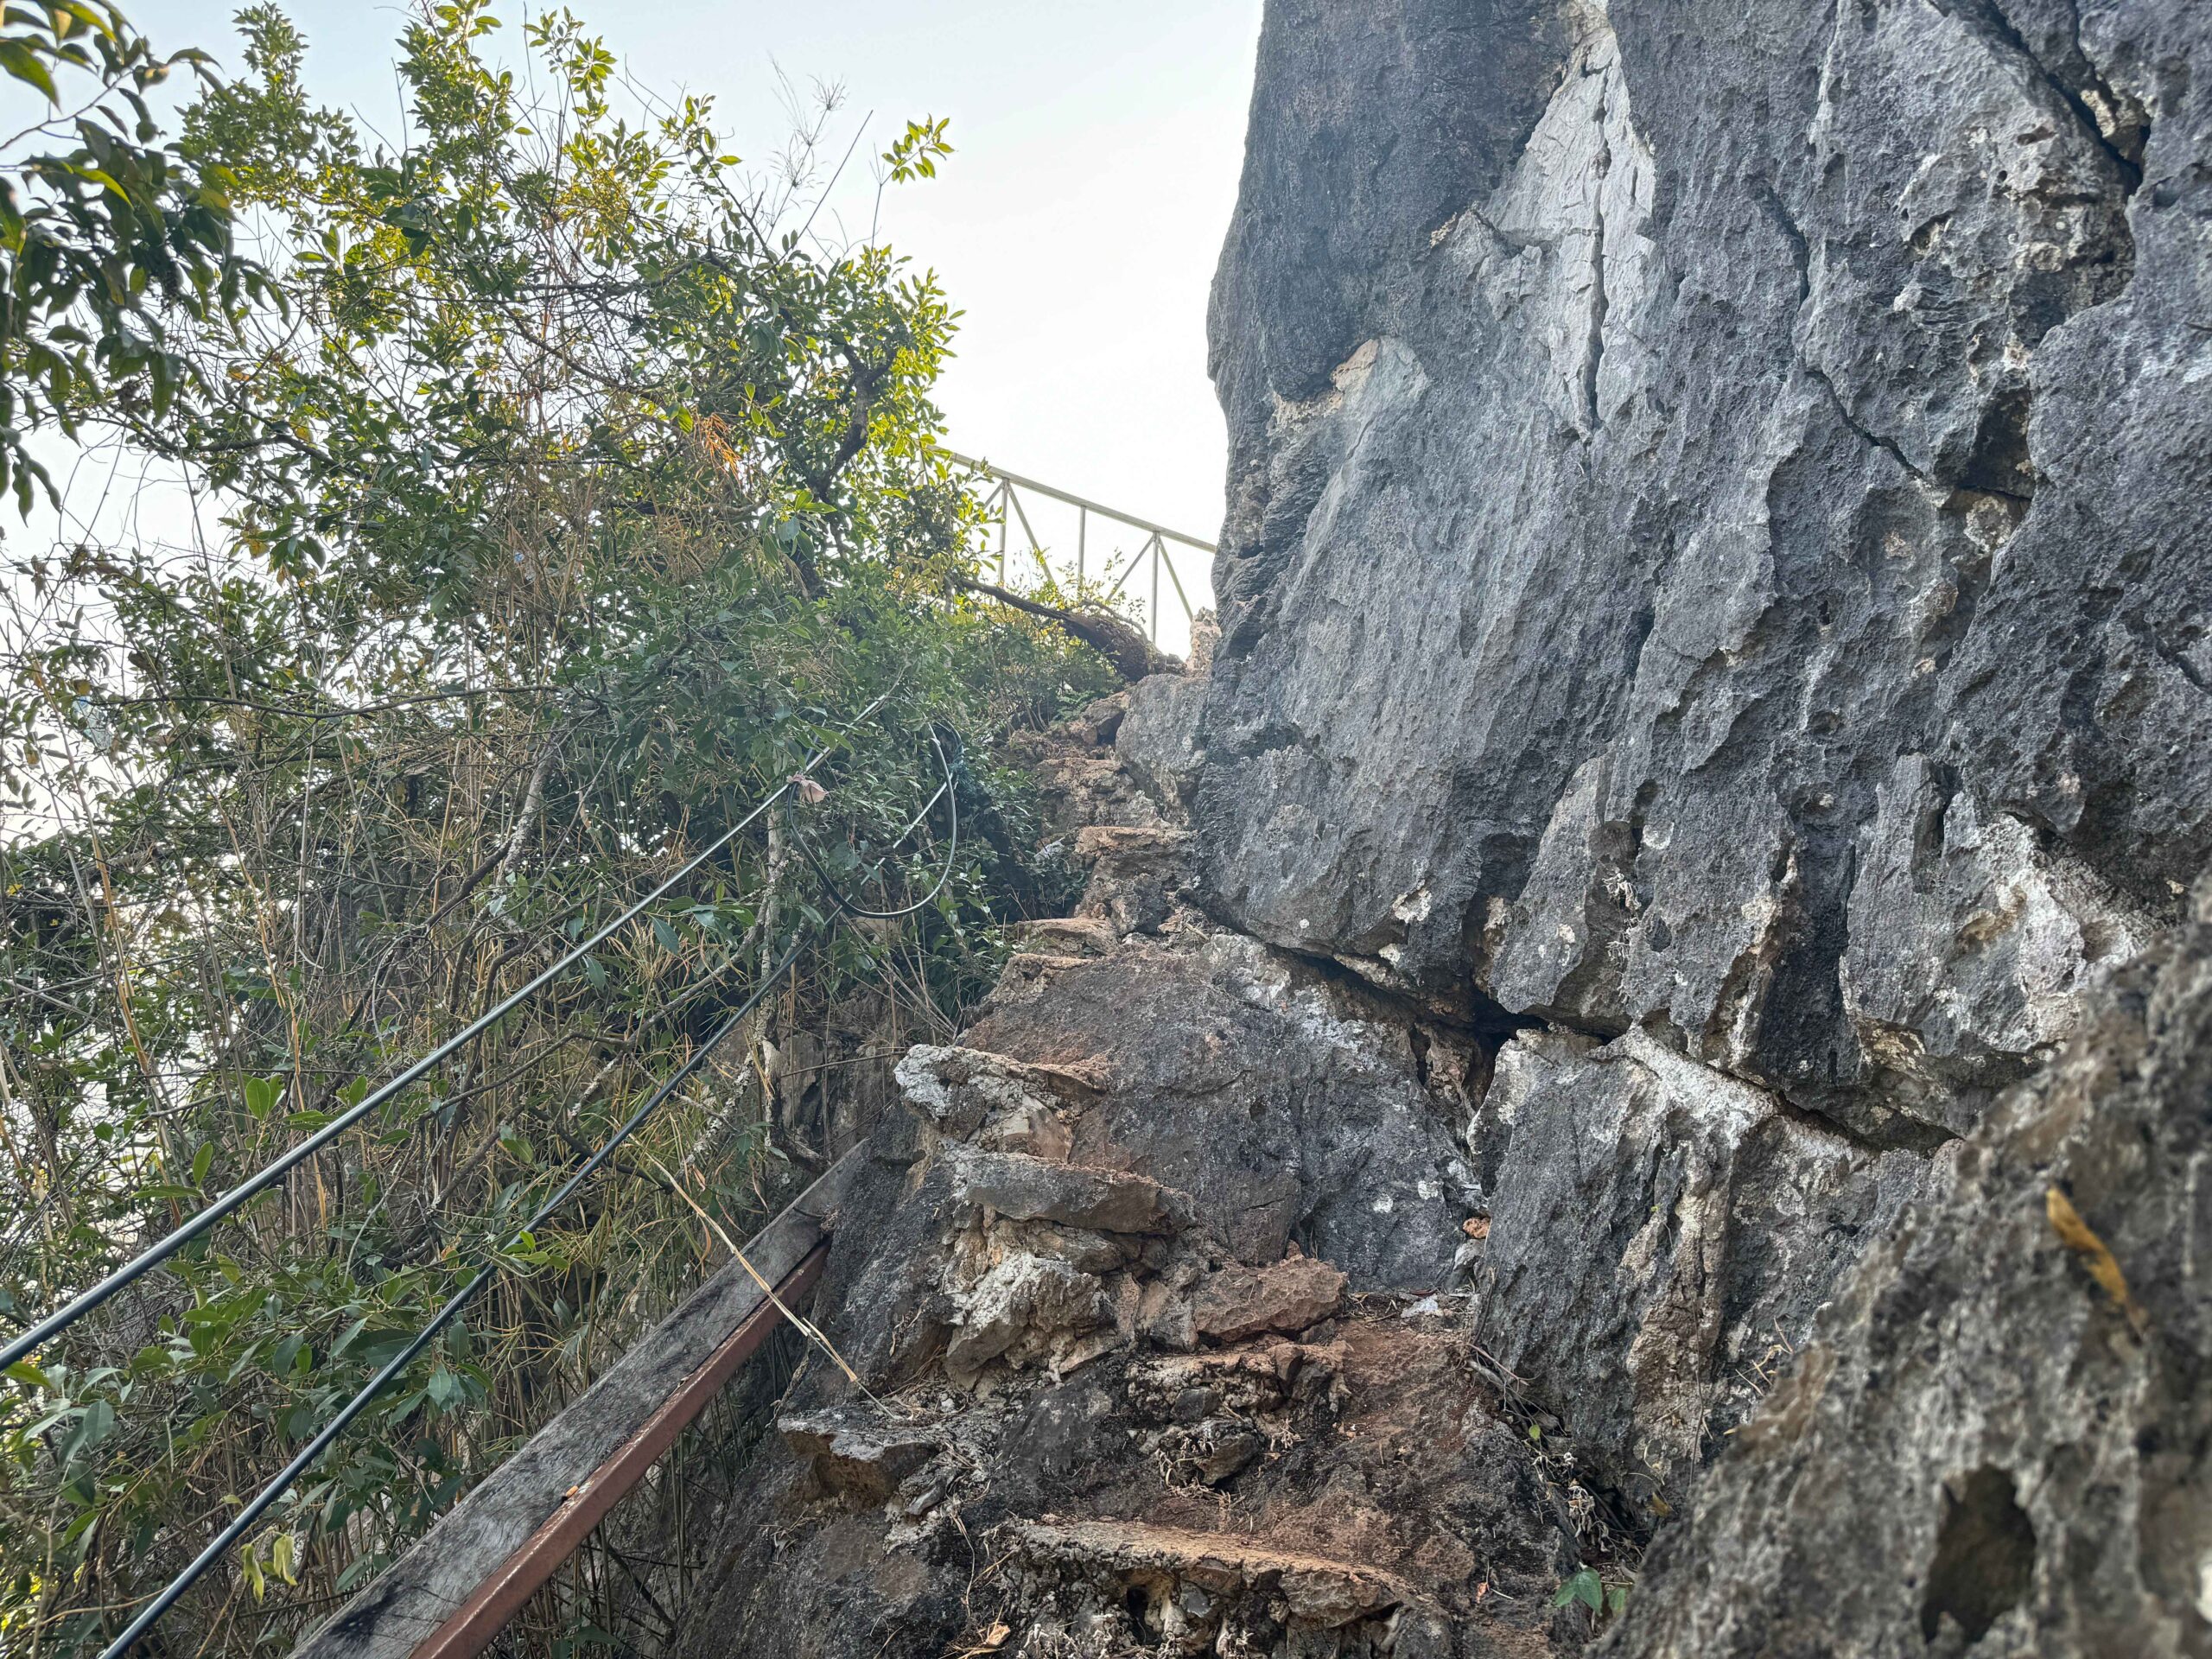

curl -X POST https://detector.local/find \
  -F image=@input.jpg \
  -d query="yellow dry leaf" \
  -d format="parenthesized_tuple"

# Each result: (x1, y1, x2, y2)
(2044, 1186, 2147, 1335)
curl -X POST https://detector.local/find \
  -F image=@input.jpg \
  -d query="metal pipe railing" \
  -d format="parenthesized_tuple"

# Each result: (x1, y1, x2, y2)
(942, 450, 1215, 646)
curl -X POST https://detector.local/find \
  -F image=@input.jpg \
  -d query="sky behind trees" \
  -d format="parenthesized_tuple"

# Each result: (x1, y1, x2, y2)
(131, 0, 1263, 559)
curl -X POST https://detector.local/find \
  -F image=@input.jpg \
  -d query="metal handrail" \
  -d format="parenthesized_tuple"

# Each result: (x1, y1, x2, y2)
(941, 452, 1217, 550)
(940, 450, 1215, 645)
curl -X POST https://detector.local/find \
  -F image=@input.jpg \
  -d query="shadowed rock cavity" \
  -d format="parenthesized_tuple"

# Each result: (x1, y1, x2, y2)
(1918, 1466, 2037, 1646)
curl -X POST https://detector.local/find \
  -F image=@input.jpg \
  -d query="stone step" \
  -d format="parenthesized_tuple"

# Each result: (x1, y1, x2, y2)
(1002, 1517, 1414, 1631)
(948, 1146, 1196, 1236)
(894, 1043, 1103, 1155)
(778, 1406, 944, 1505)
(1073, 823, 1192, 865)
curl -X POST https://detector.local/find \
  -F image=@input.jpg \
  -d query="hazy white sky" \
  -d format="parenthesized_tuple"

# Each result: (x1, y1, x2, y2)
(120, 0, 1262, 600)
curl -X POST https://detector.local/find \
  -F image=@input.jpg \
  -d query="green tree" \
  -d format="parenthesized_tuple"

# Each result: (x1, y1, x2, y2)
(0, 6, 1105, 1655)
(0, 0, 269, 514)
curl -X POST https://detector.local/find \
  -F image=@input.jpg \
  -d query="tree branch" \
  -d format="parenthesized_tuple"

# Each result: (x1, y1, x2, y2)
(950, 575, 1177, 682)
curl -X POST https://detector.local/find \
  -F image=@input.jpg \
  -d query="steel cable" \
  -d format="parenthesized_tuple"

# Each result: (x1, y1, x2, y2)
(90, 930, 812, 1659)
(90, 718, 966, 1659)
(0, 692, 893, 1375)
(786, 724, 962, 922)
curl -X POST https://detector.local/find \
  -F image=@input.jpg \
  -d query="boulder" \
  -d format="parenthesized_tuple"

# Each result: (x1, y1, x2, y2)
(963, 929, 1478, 1290)
(779, 1408, 944, 1505)
(1192, 1257, 1348, 1343)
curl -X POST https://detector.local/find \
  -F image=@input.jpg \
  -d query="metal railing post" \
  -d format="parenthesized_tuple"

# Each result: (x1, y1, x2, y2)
(1007, 485, 1052, 582)
(1149, 534, 1161, 644)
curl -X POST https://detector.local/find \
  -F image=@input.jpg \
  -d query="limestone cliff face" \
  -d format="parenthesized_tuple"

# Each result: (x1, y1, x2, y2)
(1196, 0, 2207, 1146)
(668, 5, 2211, 1656)
(1179, 0, 2212, 1650)
(1611, 882, 2212, 1657)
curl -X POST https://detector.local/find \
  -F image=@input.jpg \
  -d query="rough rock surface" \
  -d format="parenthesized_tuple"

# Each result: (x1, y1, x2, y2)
(1197, 0, 2209, 1146)
(957, 924, 1479, 1290)
(668, 686, 2020, 1658)
(665, 3, 2212, 1654)
(667, 724, 1598, 1656)
(1469, 1027, 1926, 1522)
(1174, 0, 2209, 1653)
(1611, 883, 2212, 1657)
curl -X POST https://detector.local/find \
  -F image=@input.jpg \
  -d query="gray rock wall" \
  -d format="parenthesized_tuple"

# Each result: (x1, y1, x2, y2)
(1196, 0, 2210, 1143)
(1470, 1026, 1924, 1524)
(1609, 885, 2212, 1658)
(1192, 1, 2212, 1651)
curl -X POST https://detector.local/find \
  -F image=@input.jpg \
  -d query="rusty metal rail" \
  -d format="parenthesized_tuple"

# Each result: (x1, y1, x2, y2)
(295, 1151, 861, 1659)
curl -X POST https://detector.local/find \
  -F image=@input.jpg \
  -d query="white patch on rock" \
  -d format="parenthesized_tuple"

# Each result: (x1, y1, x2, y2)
(944, 1253, 1111, 1385)
(1453, 0, 1657, 439)
(1606, 1027, 1775, 1142)
(1391, 885, 1433, 925)
(1843, 755, 2157, 1118)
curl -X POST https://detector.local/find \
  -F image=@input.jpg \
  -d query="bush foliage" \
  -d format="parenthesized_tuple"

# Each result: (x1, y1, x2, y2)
(0, 5, 1110, 1652)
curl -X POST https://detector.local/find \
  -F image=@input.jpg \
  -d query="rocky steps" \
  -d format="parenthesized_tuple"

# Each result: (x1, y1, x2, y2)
(671, 693, 1600, 1656)
(671, 0, 2212, 1653)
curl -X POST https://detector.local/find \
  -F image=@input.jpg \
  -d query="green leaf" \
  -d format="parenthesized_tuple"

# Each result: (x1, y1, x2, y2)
(1553, 1569, 1604, 1613)
(60, 1397, 114, 1465)
(5, 1360, 54, 1390)
(22, 1404, 75, 1440)
(0, 40, 59, 104)
(190, 1141, 214, 1186)
(243, 1075, 282, 1119)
